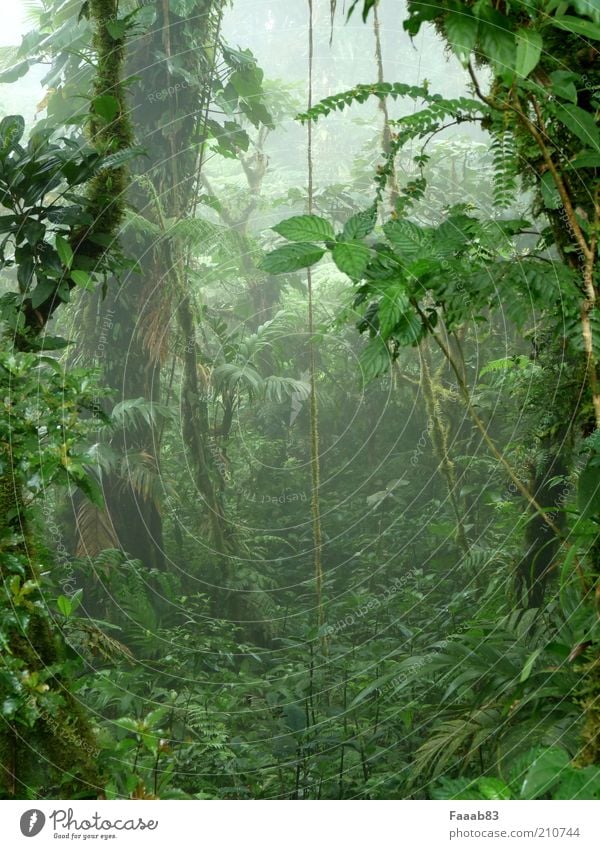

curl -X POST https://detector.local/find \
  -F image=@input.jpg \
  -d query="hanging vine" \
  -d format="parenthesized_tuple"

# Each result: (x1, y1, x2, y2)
(307, 0, 325, 637)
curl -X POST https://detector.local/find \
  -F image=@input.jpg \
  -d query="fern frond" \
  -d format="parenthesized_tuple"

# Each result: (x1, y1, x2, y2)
(491, 131, 519, 209)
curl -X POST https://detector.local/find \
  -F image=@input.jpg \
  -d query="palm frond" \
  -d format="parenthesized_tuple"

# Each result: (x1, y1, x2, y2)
(75, 501, 119, 558)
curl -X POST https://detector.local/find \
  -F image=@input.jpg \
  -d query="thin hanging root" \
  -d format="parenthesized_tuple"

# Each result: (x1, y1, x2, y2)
(307, 0, 326, 642)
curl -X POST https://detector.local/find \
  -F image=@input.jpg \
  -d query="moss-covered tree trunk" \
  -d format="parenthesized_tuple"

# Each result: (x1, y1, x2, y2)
(1, 0, 132, 796)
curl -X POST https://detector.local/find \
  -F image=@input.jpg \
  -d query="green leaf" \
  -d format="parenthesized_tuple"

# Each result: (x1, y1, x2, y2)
(261, 242, 325, 274)
(283, 703, 306, 733)
(0, 214, 17, 234)
(477, 15, 516, 74)
(57, 595, 72, 617)
(568, 151, 600, 169)
(477, 777, 512, 800)
(342, 206, 377, 241)
(115, 717, 140, 734)
(349, 669, 399, 707)
(520, 748, 570, 799)
(359, 336, 391, 381)
(549, 71, 578, 103)
(71, 468, 104, 507)
(70, 588, 83, 614)
(71, 270, 93, 289)
(554, 766, 600, 800)
(30, 279, 56, 310)
(24, 220, 46, 246)
(272, 214, 334, 242)
(445, 11, 478, 66)
(384, 218, 426, 259)
(515, 29, 543, 79)
(520, 647, 543, 682)
(347, 0, 376, 23)
(331, 241, 370, 278)
(551, 16, 600, 40)
(92, 94, 119, 123)
(378, 284, 410, 338)
(0, 115, 25, 156)
(571, 0, 600, 22)
(540, 172, 561, 210)
(55, 235, 74, 269)
(145, 707, 169, 729)
(554, 104, 600, 152)
(0, 60, 31, 84)
(37, 335, 72, 351)
(106, 19, 127, 39)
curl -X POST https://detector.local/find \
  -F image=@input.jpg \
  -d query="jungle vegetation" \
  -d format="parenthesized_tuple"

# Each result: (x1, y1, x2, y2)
(0, 0, 599, 800)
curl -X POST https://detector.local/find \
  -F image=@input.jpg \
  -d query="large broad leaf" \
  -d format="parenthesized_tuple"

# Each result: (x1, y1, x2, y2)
(331, 241, 370, 278)
(540, 171, 562, 210)
(520, 748, 570, 799)
(384, 218, 427, 259)
(342, 205, 377, 241)
(0, 60, 31, 84)
(261, 242, 325, 274)
(568, 152, 600, 169)
(71, 270, 94, 290)
(0, 115, 25, 157)
(572, 0, 600, 24)
(515, 29, 543, 79)
(272, 214, 334, 242)
(554, 766, 600, 800)
(359, 336, 391, 381)
(549, 71, 578, 103)
(92, 95, 120, 123)
(554, 104, 600, 152)
(55, 234, 74, 269)
(283, 702, 306, 733)
(445, 11, 478, 66)
(477, 777, 512, 800)
(477, 13, 516, 74)
(378, 284, 410, 339)
(57, 595, 73, 617)
(572, 0, 600, 22)
(551, 15, 600, 40)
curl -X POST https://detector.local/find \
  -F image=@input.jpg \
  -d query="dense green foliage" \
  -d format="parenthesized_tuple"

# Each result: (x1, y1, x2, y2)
(0, 0, 598, 801)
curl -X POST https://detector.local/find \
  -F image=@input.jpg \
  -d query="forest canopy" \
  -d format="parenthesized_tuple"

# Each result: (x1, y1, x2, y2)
(0, 0, 598, 804)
